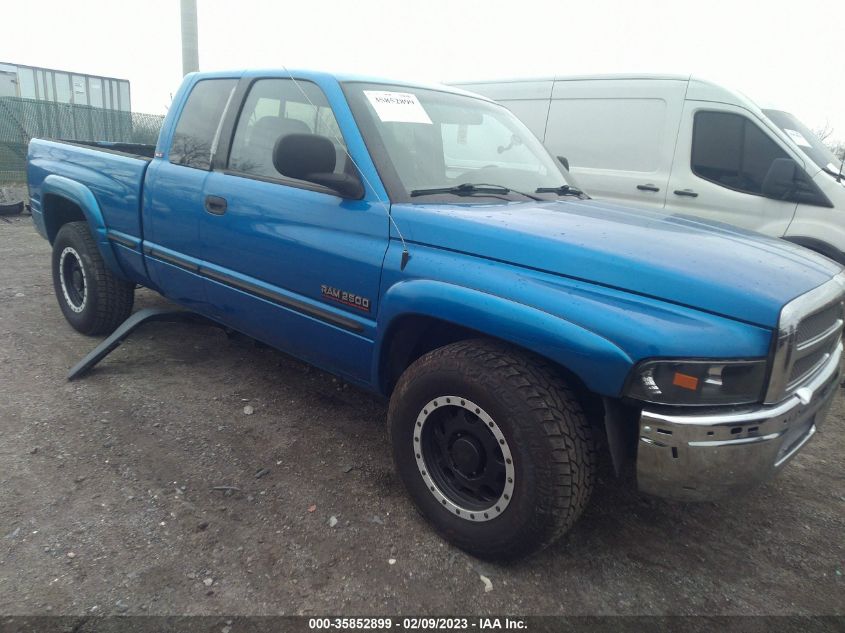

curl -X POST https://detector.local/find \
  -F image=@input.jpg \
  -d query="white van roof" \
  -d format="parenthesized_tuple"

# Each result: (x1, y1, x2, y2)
(450, 74, 762, 117)
(453, 73, 691, 84)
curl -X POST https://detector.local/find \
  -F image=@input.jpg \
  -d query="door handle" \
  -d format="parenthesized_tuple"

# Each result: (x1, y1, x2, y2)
(204, 195, 228, 215)
(673, 189, 698, 198)
(637, 183, 660, 192)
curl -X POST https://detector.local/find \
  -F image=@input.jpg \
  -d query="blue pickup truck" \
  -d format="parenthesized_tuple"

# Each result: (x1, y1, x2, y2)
(27, 69, 844, 559)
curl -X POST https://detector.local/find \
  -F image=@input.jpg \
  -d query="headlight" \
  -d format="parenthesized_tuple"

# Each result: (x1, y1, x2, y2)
(625, 359, 768, 406)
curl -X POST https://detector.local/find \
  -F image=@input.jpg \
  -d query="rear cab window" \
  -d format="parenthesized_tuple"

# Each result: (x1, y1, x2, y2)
(169, 79, 238, 170)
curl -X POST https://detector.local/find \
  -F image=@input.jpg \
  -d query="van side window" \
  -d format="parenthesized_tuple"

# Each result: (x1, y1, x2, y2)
(691, 111, 789, 195)
(228, 79, 347, 181)
(169, 79, 237, 170)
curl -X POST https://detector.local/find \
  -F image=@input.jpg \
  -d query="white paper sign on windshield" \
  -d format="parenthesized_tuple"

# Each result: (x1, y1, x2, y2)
(784, 128, 812, 148)
(364, 90, 432, 125)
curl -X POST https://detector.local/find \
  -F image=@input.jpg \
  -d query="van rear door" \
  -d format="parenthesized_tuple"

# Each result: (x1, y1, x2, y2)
(543, 78, 686, 210)
(666, 101, 798, 235)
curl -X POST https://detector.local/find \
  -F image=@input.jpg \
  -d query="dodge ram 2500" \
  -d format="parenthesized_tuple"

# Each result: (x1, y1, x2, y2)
(27, 69, 844, 559)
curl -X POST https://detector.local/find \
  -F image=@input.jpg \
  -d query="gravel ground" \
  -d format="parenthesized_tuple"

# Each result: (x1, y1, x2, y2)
(0, 215, 843, 616)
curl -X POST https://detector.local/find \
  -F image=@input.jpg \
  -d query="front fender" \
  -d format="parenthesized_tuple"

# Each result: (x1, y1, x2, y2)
(41, 174, 124, 277)
(374, 279, 633, 396)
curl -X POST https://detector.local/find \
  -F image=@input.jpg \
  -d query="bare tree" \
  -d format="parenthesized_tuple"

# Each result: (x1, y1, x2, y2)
(808, 121, 845, 163)
(812, 121, 835, 143)
(830, 140, 845, 162)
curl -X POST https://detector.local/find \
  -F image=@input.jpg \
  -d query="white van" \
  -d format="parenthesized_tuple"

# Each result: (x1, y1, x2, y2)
(450, 75, 845, 264)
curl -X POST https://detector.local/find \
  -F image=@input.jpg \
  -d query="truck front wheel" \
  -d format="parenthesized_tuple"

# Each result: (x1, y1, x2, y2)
(51, 221, 134, 336)
(388, 339, 597, 560)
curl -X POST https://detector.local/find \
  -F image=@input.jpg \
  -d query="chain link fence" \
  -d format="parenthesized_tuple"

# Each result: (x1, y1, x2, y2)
(0, 97, 165, 184)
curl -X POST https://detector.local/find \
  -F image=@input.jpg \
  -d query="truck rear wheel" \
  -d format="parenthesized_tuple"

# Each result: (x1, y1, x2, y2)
(51, 221, 134, 335)
(388, 339, 597, 560)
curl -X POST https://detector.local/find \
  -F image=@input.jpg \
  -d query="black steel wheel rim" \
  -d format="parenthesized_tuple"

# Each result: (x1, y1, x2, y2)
(414, 396, 515, 522)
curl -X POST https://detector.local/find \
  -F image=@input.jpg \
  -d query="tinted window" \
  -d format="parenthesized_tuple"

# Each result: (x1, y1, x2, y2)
(170, 79, 237, 170)
(763, 108, 839, 173)
(228, 79, 347, 181)
(692, 111, 788, 195)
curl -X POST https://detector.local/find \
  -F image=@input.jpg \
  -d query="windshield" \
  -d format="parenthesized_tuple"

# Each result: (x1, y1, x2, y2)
(343, 82, 574, 201)
(763, 109, 841, 174)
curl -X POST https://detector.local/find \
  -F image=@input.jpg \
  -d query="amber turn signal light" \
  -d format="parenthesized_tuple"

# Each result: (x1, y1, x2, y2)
(672, 372, 699, 391)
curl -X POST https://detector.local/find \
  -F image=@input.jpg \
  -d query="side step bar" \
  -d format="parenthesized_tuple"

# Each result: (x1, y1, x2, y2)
(67, 308, 218, 381)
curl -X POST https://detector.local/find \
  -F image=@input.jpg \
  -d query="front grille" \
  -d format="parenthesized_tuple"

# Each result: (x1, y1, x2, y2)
(786, 300, 844, 391)
(795, 302, 842, 343)
(766, 273, 845, 404)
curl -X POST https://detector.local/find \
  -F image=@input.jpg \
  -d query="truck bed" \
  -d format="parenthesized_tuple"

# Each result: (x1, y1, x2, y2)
(27, 137, 151, 268)
(63, 140, 157, 160)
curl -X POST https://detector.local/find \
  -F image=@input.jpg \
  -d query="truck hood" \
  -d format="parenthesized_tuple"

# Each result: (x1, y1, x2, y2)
(391, 199, 842, 328)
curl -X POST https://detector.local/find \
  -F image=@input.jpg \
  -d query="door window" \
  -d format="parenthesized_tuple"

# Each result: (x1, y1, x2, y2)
(169, 79, 237, 170)
(691, 111, 789, 195)
(228, 79, 347, 182)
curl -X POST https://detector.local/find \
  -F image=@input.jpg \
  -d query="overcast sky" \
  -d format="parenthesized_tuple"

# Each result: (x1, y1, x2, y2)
(2, 0, 843, 142)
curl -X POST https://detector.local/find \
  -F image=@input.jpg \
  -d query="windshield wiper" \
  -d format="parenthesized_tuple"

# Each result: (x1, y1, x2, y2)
(410, 183, 541, 201)
(535, 185, 589, 198)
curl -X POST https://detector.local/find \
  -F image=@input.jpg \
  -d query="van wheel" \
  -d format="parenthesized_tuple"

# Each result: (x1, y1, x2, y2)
(388, 339, 597, 560)
(51, 221, 134, 335)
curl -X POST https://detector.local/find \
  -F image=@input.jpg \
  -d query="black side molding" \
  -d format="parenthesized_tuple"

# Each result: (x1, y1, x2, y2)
(107, 232, 139, 249)
(143, 246, 201, 273)
(201, 267, 364, 333)
(142, 246, 364, 333)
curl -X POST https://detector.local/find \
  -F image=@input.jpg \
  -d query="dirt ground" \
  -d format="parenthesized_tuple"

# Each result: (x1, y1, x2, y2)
(0, 214, 842, 616)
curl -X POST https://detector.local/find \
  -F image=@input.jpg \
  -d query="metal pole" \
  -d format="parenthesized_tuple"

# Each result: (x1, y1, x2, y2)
(180, 0, 200, 76)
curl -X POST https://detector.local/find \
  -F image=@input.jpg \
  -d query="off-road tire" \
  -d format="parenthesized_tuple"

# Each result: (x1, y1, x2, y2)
(51, 221, 134, 335)
(388, 339, 597, 560)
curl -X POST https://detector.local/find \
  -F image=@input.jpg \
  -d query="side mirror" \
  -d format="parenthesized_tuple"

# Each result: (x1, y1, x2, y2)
(762, 157, 832, 207)
(557, 155, 570, 171)
(305, 172, 365, 199)
(272, 133, 364, 199)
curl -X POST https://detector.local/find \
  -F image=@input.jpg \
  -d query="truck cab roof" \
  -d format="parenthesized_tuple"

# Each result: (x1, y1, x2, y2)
(186, 68, 493, 101)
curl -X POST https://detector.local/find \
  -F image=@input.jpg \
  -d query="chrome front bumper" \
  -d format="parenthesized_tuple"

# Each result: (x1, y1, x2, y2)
(637, 343, 841, 501)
